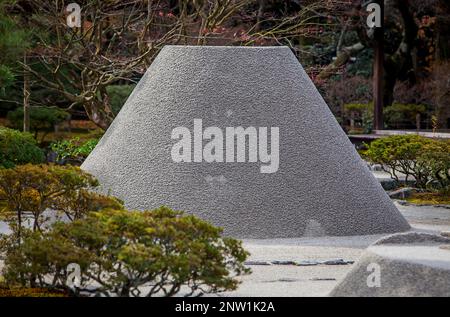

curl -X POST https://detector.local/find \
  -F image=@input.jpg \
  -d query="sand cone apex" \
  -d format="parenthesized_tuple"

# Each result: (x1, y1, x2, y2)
(82, 46, 410, 238)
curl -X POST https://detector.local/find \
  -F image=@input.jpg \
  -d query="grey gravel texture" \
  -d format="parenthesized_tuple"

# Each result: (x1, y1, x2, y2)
(82, 45, 410, 238)
(330, 232, 450, 297)
(373, 232, 450, 245)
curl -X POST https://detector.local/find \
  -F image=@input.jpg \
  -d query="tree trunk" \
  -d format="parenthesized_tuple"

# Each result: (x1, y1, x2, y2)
(255, 0, 267, 32)
(23, 53, 31, 133)
(379, 0, 418, 110)
(16, 208, 22, 246)
(373, 0, 385, 131)
(320, 0, 419, 117)
(382, 61, 397, 108)
(83, 99, 115, 131)
(318, 43, 365, 80)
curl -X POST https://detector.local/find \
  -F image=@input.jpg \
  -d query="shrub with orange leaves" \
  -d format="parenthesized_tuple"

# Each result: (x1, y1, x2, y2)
(0, 164, 123, 242)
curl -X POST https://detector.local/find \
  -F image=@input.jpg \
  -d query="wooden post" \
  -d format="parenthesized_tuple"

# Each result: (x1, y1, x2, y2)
(23, 53, 31, 133)
(373, 0, 384, 131)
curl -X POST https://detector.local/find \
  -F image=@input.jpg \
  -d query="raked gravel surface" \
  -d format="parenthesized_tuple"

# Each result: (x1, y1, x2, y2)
(214, 201, 450, 297)
(0, 201, 449, 297)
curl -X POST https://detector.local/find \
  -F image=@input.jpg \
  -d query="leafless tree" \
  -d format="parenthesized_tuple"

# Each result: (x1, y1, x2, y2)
(14, 0, 250, 129)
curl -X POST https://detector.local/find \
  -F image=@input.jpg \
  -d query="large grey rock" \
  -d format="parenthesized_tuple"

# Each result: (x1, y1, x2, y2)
(330, 232, 450, 297)
(388, 187, 418, 199)
(82, 45, 410, 238)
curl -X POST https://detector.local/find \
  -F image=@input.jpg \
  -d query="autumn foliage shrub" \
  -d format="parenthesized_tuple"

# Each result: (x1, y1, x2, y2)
(0, 165, 249, 297)
(0, 164, 122, 239)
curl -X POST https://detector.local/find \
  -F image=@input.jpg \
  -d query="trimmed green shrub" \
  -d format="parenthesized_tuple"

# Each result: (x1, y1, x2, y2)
(1, 207, 250, 297)
(384, 103, 428, 129)
(417, 140, 450, 191)
(0, 127, 45, 168)
(363, 135, 450, 190)
(7, 106, 69, 134)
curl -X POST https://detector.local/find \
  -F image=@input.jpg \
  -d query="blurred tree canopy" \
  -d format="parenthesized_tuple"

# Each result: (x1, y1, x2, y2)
(0, 0, 29, 99)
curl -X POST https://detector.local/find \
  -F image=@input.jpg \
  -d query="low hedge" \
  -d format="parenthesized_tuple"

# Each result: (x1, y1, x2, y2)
(363, 135, 450, 191)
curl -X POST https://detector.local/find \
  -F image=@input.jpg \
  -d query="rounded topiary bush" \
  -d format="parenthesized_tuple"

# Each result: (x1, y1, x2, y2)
(0, 127, 45, 168)
(362, 135, 450, 190)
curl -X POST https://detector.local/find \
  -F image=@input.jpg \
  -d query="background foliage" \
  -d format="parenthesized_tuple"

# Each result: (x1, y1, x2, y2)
(0, 127, 45, 168)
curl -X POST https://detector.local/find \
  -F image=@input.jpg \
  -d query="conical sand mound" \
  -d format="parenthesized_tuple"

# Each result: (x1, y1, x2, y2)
(82, 46, 410, 238)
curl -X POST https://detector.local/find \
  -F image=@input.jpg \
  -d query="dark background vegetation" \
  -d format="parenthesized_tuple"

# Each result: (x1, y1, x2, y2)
(0, 0, 449, 137)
